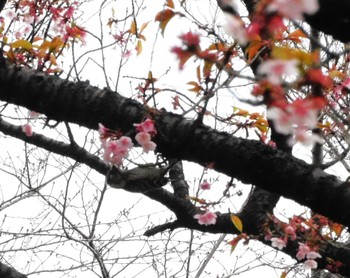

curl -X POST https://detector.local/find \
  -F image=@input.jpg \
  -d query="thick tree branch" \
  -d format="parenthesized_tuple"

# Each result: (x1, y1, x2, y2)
(0, 262, 27, 278)
(0, 62, 349, 228)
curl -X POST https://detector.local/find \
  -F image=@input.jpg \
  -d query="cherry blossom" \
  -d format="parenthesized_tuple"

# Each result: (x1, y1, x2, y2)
(194, 211, 217, 225)
(267, 98, 324, 145)
(271, 237, 287, 250)
(224, 14, 248, 45)
(135, 131, 151, 145)
(98, 123, 110, 141)
(304, 259, 318, 269)
(296, 243, 321, 269)
(140, 140, 157, 153)
(200, 181, 211, 190)
(257, 59, 299, 85)
(264, 229, 273, 241)
(267, 0, 319, 20)
(284, 225, 296, 241)
(270, 237, 286, 250)
(134, 119, 157, 153)
(118, 136, 133, 149)
(342, 77, 350, 89)
(134, 118, 157, 135)
(102, 137, 133, 166)
(307, 251, 322, 260)
(296, 243, 311, 260)
(28, 110, 40, 119)
(135, 132, 157, 153)
(22, 123, 33, 137)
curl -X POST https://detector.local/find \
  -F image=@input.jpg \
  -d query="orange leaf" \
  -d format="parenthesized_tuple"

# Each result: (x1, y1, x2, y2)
(196, 65, 201, 82)
(271, 46, 319, 66)
(208, 42, 228, 52)
(166, 0, 175, 8)
(130, 20, 137, 35)
(287, 29, 308, 43)
(246, 41, 264, 62)
(49, 54, 58, 65)
(280, 271, 287, 278)
(139, 21, 150, 35)
(231, 215, 243, 232)
(330, 223, 343, 237)
(155, 9, 175, 36)
(10, 39, 33, 50)
(187, 81, 202, 93)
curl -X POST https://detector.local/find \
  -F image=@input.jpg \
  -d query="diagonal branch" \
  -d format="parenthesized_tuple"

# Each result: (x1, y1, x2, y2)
(0, 61, 349, 228)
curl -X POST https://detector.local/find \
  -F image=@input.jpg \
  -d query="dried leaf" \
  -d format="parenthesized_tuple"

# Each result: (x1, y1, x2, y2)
(231, 215, 243, 232)
(155, 9, 175, 36)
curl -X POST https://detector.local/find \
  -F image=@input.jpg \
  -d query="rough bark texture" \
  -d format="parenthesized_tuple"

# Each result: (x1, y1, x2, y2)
(0, 62, 348, 224)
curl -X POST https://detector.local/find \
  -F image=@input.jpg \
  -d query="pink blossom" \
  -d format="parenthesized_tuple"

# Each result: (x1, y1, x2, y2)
(291, 129, 323, 146)
(264, 230, 273, 241)
(306, 251, 322, 260)
(98, 123, 108, 136)
(284, 225, 296, 241)
(6, 10, 16, 20)
(122, 50, 132, 59)
(296, 243, 311, 260)
(22, 123, 33, 137)
(257, 59, 299, 85)
(140, 140, 157, 153)
(267, 0, 319, 20)
(118, 136, 133, 149)
(267, 107, 293, 135)
(342, 77, 350, 89)
(102, 136, 133, 166)
(135, 132, 157, 153)
(194, 211, 217, 225)
(135, 132, 151, 145)
(270, 237, 286, 250)
(200, 181, 211, 190)
(224, 14, 248, 45)
(304, 259, 318, 269)
(267, 99, 324, 145)
(28, 111, 40, 119)
(134, 118, 157, 135)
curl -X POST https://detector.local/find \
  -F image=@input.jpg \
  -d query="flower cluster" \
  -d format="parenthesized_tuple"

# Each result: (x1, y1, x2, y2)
(99, 124, 133, 166)
(134, 118, 157, 153)
(99, 119, 158, 166)
(257, 59, 299, 85)
(267, 98, 325, 145)
(263, 213, 338, 271)
(296, 243, 322, 269)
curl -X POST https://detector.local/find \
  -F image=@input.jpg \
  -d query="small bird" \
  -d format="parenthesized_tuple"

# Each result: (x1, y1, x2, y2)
(106, 165, 168, 193)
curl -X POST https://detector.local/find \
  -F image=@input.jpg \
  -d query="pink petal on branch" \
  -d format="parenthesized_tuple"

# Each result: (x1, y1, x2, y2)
(194, 211, 217, 225)
(22, 123, 33, 137)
